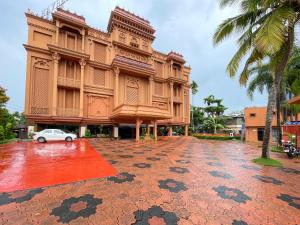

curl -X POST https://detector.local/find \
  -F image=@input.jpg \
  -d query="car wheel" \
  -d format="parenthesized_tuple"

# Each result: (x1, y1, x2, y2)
(65, 136, 73, 142)
(37, 137, 46, 143)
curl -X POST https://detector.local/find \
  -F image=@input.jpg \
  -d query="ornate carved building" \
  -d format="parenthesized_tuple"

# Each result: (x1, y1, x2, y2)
(24, 7, 191, 140)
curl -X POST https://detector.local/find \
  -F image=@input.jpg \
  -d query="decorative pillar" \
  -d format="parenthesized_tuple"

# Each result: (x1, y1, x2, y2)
(113, 67, 120, 108)
(154, 121, 158, 141)
(81, 28, 85, 53)
(113, 125, 119, 139)
(79, 59, 87, 117)
(55, 21, 60, 44)
(170, 82, 174, 117)
(52, 52, 61, 116)
(149, 77, 154, 105)
(182, 86, 185, 122)
(169, 126, 173, 136)
(185, 125, 189, 137)
(147, 124, 150, 135)
(79, 125, 87, 138)
(136, 118, 141, 142)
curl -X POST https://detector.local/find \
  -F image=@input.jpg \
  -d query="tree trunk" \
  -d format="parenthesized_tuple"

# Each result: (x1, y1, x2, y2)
(262, 23, 295, 158)
(276, 88, 282, 146)
(262, 83, 276, 158)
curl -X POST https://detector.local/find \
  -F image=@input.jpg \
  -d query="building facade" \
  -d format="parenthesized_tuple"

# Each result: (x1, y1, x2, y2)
(244, 107, 279, 143)
(24, 7, 191, 140)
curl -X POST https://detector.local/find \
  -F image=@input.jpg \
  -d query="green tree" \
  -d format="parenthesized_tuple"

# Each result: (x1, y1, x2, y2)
(203, 116, 225, 134)
(0, 87, 9, 108)
(247, 47, 300, 144)
(190, 81, 199, 132)
(214, 0, 300, 158)
(203, 95, 227, 117)
(191, 106, 205, 132)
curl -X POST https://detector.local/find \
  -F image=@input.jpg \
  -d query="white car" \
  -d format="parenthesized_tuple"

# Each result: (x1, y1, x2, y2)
(33, 129, 77, 143)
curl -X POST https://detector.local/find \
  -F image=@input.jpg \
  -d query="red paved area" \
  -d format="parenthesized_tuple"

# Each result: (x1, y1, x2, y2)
(0, 137, 300, 225)
(0, 140, 117, 192)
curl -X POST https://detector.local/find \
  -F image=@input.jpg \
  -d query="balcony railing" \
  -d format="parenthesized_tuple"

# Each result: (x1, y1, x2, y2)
(57, 108, 80, 117)
(58, 77, 81, 89)
(31, 107, 49, 115)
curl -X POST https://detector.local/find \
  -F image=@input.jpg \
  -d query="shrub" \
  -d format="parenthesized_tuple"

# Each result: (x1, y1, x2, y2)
(193, 134, 239, 141)
(84, 129, 91, 138)
(0, 126, 5, 141)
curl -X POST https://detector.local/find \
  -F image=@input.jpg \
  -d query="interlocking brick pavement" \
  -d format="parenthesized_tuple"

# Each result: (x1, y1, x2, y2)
(1, 137, 300, 224)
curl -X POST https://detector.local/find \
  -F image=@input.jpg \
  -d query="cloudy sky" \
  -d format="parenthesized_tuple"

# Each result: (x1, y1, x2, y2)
(0, 0, 267, 113)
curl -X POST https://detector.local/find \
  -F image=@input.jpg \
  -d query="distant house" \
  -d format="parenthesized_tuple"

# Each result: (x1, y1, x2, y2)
(224, 114, 244, 135)
(244, 107, 280, 143)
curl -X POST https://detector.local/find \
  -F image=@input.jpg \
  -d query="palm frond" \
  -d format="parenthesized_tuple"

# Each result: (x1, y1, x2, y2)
(255, 6, 296, 54)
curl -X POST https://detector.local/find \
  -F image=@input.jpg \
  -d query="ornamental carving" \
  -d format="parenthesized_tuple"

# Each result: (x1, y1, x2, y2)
(27, 22, 55, 33)
(116, 48, 149, 63)
(126, 77, 139, 88)
(88, 30, 109, 41)
(33, 57, 51, 69)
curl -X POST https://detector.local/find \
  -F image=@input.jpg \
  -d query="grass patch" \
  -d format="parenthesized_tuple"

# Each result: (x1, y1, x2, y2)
(271, 146, 284, 153)
(193, 135, 239, 141)
(252, 157, 283, 167)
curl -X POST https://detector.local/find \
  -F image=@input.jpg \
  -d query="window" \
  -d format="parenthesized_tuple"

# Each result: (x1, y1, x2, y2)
(43, 130, 53, 134)
(250, 113, 256, 118)
(54, 130, 64, 135)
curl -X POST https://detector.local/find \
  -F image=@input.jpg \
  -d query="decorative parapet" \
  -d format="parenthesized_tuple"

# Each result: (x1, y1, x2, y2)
(167, 51, 186, 64)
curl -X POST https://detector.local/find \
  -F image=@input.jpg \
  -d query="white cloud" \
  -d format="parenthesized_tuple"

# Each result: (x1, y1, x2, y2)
(0, 0, 267, 112)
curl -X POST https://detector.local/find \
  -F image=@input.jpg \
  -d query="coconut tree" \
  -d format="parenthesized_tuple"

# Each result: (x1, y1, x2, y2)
(247, 47, 300, 145)
(190, 81, 199, 132)
(214, 0, 300, 158)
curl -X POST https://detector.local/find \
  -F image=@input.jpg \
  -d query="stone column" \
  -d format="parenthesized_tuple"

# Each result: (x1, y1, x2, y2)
(153, 121, 158, 141)
(55, 21, 60, 44)
(169, 126, 173, 136)
(136, 118, 141, 142)
(182, 86, 185, 123)
(185, 125, 189, 137)
(52, 52, 61, 116)
(149, 77, 154, 105)
(113, 125, 119, 139)
(79, 59, 87, 117)
(170, 82, 174, 117)
(81, 28, 85, 53)
(147, 124, 150, 135)
(113, 67, 120, 108)
(79, 125, 87, 138)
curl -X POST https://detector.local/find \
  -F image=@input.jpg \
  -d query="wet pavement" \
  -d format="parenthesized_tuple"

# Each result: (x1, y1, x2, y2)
(0, 137, 299, 225)
(0, 140, 116, 192)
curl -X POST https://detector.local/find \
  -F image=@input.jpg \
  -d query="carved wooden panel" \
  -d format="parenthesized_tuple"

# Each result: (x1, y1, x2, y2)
(88, 96, 109, 117)
(93, 68, 105, 87)
(154, 61, 163, 77)
(126, 77, 139, 105)
(31, 58, 50, 114)
(94, 42, 106, 63)
(154, 82, 163, 96)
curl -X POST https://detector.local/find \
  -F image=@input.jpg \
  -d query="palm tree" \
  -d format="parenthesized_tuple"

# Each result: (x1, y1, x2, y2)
(247, 47, 300, 144)
(214, 0, 300, 158)
(203, 116, 225, 134)
(190, 81, 199, 132)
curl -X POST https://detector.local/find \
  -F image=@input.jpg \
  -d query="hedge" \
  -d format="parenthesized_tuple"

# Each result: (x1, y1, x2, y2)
(193, 135, 240, 141)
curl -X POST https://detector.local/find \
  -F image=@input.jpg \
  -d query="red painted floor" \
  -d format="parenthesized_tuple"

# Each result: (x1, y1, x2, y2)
(0, 139, 117, 193)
